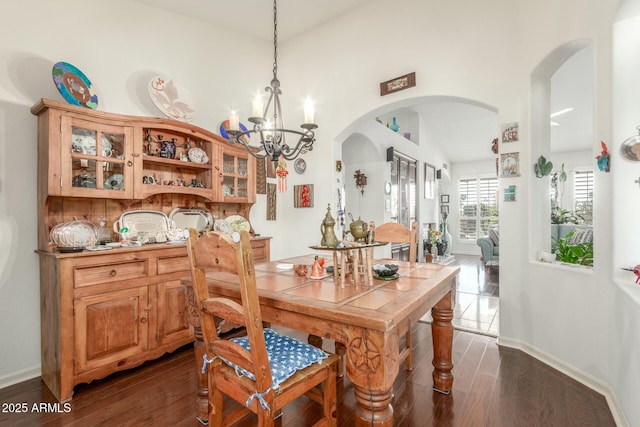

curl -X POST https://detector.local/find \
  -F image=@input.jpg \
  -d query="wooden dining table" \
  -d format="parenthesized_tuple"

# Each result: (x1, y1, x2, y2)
(183, 253, 459, 427)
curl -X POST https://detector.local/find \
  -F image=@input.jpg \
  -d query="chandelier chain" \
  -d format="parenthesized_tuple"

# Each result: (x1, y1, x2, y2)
(272, 0, 278, 81)
(226, 0, 316, 163)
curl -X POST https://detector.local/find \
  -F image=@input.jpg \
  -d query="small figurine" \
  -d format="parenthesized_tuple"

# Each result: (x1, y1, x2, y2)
(309, 256, 324, 280)
(596, 141, 610, 172)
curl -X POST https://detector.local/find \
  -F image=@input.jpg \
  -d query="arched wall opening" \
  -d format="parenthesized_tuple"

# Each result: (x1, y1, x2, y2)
(530, 40, 594, 266)
(335, 95, 500, 262)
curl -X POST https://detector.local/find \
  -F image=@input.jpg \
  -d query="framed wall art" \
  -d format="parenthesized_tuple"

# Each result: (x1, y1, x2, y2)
(380, 72, 416, 96)
(256, 157, 267, 194)
(424, 163, 436, 199)
(504, 185, 516, 201)
(501, 122, 519, 143)
(440, 194, 449, 204)
(501, 152, 520, 177)
(293, 184, 314, 208)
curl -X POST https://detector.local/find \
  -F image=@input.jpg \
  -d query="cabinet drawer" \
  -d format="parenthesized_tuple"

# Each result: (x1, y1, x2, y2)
(250, 240, 268, 262)
(74, 260, 148, 288)
(157, 255, 190, 275)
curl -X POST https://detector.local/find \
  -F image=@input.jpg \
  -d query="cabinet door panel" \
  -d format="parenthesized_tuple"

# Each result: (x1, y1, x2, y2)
(74, 287, 148, 373)
(155, 280, 193, 346)
(60, 116, 134, 198)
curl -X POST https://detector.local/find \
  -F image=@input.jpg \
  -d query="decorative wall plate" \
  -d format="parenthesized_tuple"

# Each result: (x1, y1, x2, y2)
(294, 158, 306, 174)
(148, 76, 196, 122)
(621, 134, 640, 161)
(52, 62, 99, 109)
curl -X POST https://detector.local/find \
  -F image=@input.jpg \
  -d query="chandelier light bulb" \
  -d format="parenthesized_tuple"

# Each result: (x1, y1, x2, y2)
(252, 92, 264, 118)
(304, 98, 315, 124)
(229, 109, 239, 131)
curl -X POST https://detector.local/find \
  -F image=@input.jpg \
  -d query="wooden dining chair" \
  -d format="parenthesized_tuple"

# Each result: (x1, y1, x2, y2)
(374, 221, 418, 370)
(186, 229, 339, 427)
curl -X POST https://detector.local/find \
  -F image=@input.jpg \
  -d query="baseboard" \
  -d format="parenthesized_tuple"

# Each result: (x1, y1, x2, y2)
(0, 365, 41, 390)
(497, 336, 629, 427)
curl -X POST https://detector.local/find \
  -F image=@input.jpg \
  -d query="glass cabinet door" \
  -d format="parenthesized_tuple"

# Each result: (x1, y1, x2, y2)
(221, 152, 250, 200)
(62, 116, 132, 197)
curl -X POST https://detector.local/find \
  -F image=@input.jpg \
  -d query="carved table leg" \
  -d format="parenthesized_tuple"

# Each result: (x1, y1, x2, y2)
(345, 328, 397, 427)
(354, 386, 394, 427)
(431, 290, 454, 393)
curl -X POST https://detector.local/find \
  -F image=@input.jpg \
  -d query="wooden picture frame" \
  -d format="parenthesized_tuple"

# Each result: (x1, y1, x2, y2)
(293, 184, 314, 208)
(500, 152, 520, 177)
(380, 72, 416, 96)
(424, 163, 436, 199)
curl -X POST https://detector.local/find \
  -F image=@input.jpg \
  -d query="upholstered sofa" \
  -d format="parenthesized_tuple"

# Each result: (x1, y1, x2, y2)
(477, 226, 499, 266)
(550, 224, 593, 243)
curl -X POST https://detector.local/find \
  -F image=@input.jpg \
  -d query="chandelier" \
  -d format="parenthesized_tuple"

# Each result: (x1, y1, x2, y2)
(227, 0, 317, 163)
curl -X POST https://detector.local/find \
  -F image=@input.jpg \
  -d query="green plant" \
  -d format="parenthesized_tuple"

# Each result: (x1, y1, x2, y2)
(552, 231, 593, 266)
(535, 155, 553, 178)
(551, 206, 582, 225)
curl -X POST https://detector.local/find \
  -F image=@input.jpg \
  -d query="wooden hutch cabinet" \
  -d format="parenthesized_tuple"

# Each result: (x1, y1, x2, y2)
(32, 99, 268, 402)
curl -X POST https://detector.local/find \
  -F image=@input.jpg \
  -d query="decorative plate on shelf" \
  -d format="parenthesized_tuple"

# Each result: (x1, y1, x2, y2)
(225, 215, 250, 232)
(219, 119, 249, 143)
(213, 219, 232, 236)
(148, 76, 196, 122)
(187, 147, 209, 164)
(104, 174, 125, 190)
(52, 61, 99, 109)
(294, 158, 306, 174)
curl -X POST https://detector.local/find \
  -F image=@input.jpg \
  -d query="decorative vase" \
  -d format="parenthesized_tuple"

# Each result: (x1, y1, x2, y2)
(390, 117, 400, 132)
(430, 243, 438, 259)
(442, 224, 452, 256)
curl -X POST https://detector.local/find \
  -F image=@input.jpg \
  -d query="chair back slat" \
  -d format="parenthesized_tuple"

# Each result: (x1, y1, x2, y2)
(375, 221, 418, 264)
(202, 298, 246, 327)
(186, 228, 273, 394)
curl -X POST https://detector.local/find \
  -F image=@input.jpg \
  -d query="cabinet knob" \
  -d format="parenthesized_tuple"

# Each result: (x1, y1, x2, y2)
(109, 269, 117, 276)
(140, 317, 147, 323)
(127, 160, 133, 167)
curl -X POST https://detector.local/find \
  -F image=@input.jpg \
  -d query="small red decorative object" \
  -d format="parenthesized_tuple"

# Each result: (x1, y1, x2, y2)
(634, 265, 640, 283)
(301, 184, 310, 207)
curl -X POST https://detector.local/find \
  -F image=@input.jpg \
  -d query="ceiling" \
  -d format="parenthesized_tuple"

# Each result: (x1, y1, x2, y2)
(133, 0, 371, 42)
(133, 0, 592, 164)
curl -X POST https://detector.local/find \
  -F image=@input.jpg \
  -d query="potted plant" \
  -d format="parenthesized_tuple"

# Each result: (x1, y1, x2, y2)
(552, 231, 593, 266)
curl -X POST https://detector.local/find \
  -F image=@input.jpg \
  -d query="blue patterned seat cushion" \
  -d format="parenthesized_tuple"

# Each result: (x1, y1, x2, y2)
(224, 328, 329, 389)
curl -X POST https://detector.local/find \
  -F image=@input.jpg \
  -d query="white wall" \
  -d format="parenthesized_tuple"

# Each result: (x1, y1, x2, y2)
(611, 11, 640, 426)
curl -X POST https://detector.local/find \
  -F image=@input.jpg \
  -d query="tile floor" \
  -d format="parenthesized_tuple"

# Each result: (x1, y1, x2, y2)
(420, 254, 499, 337)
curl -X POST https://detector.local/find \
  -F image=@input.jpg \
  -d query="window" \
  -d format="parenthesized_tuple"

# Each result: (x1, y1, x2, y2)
(574, 170, 593, 224)
(459, 177, 498, 240)
(389, 151, 417, 228)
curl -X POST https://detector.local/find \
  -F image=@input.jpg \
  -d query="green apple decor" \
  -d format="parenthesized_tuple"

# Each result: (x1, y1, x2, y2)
(534, 155, 553, 178)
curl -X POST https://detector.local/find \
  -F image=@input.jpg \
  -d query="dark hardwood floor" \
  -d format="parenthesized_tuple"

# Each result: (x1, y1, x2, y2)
(0, 323, 615, 427)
